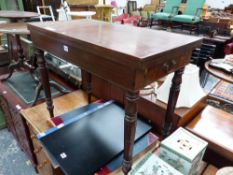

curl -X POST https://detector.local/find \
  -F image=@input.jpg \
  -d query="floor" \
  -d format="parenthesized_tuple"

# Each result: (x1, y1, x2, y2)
(0, 128, 37, 175)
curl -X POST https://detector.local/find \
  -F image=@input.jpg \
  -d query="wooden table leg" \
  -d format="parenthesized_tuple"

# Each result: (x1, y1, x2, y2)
(123, 91, 139, 175)
(86, 72, 92, 104)
(2, 34, 24, 81)
(36, 49, 54, 118)
(162, 67, 185, 138)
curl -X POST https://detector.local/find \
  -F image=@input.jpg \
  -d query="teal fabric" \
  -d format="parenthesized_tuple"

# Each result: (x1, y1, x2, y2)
(172, 15, 200, 23)
(152, 12, 171, 21)
(172, 0, 206, 23)
(183, 0, 206, 17)
(151, 0, 182, 20)
(163, 0, 182, 14)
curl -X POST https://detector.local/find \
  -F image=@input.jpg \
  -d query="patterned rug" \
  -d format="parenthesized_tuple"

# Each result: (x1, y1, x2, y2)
(5, 72, 67, 104)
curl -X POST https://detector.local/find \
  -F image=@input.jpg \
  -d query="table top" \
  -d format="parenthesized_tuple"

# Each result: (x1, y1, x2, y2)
(0, 10, 38, 20)
(0, 22, 29, 34)
(67, 11, 96, 17)
(28, 20, 202, 91)
(205, 59, 233, 84)
(28, 20, 201, 66)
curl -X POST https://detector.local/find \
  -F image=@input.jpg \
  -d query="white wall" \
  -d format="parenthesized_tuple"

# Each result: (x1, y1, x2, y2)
(206, 0, 232, 9)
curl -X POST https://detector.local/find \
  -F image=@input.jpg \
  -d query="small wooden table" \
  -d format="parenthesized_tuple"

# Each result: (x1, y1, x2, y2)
(0, 10, 39, 22)
(28, 19, 202, 174)
(0, 22, 33, 80)
(205, 59, 233, 84)
(0, 10, 38, 80)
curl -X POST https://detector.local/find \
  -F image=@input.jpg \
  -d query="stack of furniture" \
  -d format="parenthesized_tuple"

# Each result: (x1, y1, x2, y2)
(202, 10, 233, 35)
(190, 43, 216, 87)
(95, 4, 113, 22)
(66, 0, 98, 19)
(143, 0, 160, 12)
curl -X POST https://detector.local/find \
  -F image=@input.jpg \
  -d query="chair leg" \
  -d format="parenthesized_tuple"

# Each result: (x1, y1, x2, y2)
(150, 18, 153, 28)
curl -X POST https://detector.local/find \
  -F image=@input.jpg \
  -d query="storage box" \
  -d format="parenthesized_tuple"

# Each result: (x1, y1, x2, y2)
(159, 127, 208, 175)
(130, 153, 183, 175)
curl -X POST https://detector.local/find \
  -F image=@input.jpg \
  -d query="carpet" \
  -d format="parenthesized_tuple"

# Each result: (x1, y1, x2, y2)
(5, 72, 67, 105)
(0, 129, 37, 175)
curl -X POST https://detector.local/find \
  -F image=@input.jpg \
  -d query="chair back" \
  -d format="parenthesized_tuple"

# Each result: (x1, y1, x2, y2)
(163, 0, 182, 13)
(183, 0, 206, 16)
(37, 5, 55, 22)
(127, 1, 137, 15)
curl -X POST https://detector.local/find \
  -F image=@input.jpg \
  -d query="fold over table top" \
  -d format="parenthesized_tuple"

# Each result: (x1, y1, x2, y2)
(28, 20, 202, 91)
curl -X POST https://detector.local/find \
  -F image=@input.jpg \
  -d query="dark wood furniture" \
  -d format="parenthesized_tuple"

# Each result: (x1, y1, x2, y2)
(203, 35, 232, 58)
(0, 23, 32, 80)
(82, 72, 205, 135)
(0, 11, 38, 80)
(28, 19, 202, 174)
(205, 59, 233, 84)
(0, 10, 39, 22)
(0, 74, 37, 168)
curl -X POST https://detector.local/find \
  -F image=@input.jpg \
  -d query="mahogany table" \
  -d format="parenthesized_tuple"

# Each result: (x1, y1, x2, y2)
(28, 20, 202, 174)
(0, 23, 32, 79)
(0, 10, 38, 80)
(205, 59, 233, 84)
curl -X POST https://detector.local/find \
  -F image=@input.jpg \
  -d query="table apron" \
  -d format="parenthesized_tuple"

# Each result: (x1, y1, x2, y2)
(30, 31, 193, 91)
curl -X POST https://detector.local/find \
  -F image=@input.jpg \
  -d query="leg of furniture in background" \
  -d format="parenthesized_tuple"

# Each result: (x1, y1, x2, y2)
(35, 49, 54, 118)
(162, 67, 184, 138)
(2, 35, 25, 81)
(86, 72, 92, 104)
(122, 91, 139, 175)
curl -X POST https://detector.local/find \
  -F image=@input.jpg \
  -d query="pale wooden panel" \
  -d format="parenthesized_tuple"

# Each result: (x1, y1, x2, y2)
(21, 90, 90, 133)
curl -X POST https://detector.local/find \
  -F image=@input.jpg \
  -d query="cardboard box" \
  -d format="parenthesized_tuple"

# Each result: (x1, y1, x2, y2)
(159, 128, 208, 175)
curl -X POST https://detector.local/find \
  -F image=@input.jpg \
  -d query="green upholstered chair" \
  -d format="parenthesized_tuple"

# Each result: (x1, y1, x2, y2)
(151, 0, 182, 22)
(172, 0, 206, 24)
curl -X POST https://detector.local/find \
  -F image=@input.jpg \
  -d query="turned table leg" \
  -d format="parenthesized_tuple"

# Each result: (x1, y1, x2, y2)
(162, 67, 185, 138)
(36, 49, 54, 118)
(123, 91, 139, 175)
